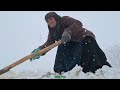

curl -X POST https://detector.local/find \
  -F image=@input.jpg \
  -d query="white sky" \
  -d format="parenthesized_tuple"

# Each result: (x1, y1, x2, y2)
(0, 11, 120, 71)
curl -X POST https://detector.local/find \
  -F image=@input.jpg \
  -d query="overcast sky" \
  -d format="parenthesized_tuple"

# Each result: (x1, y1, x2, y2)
(0, 11, 120, 70)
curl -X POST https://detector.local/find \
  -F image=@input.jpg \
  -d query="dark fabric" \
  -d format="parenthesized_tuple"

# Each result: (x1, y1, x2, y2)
(39, 12, 64, 49)
(47, 14, 63, 41)
(80, 36, 112, 73)
(54, 36, 112, 74)
(45, 12, 63, 42)
(45, 12, 59, 23)
(54, 41, 82, 74)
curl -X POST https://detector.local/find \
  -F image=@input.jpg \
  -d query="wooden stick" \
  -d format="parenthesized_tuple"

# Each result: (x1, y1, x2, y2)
(0, 40, 62, 75)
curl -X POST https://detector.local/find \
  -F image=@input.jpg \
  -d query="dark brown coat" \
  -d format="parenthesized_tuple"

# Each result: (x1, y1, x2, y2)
(39, 16, 95, 49)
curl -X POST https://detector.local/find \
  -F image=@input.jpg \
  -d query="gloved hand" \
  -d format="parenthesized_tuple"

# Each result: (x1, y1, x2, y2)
(61, 30, 71, 44)
(30, 48, 40, 61)
(30, 47, 46, 61)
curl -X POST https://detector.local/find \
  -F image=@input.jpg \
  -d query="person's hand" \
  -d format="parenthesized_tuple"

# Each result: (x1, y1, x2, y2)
(30, 48, 40, 61)
(61, 30, 71, 44)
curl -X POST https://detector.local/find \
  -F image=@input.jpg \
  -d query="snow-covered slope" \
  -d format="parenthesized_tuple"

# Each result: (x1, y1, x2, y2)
(0, 44, 120, 79)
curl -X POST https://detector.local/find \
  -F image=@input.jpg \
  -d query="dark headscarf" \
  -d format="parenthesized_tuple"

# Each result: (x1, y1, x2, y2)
(45, 12, 63, 41)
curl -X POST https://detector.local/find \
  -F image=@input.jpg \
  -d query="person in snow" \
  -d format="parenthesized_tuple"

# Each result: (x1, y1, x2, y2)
(30, 12, 112, 74)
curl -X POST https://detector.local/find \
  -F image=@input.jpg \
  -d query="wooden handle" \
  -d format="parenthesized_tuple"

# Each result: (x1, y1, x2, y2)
(0, 40, 62, 75)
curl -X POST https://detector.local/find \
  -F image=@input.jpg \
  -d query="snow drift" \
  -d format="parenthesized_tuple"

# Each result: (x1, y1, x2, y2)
(0, 44, 120, 79)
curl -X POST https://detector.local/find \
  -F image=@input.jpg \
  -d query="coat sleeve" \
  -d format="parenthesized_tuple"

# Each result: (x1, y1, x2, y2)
(38, 32, 55, 49)
(62, 16, 83, 37)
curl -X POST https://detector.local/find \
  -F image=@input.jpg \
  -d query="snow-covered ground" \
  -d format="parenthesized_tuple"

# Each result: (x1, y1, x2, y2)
(0, 44, 120, 79)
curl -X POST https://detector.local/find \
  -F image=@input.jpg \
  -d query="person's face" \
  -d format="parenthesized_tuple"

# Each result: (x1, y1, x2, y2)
(47, 17, 57, 28)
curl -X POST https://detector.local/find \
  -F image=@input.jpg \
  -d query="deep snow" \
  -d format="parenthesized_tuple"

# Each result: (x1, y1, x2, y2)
(0, 44, 120, 79)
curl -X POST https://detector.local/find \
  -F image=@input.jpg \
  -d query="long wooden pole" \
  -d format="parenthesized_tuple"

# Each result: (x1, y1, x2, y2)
(0, 40, 62, 75)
